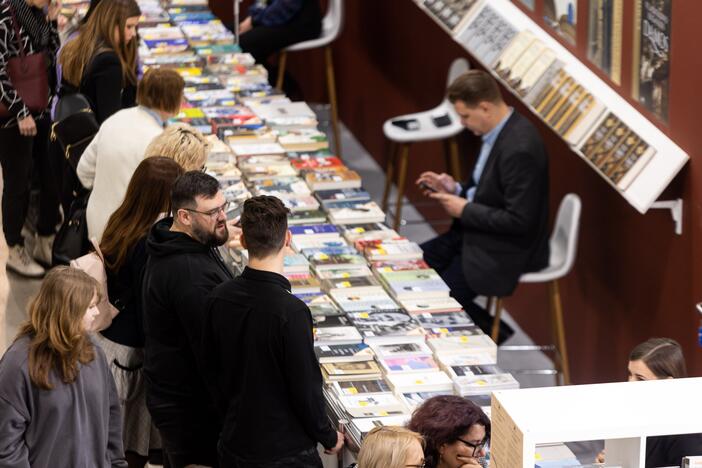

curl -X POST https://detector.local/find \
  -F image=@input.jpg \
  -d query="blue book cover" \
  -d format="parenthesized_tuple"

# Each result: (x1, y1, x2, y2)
(289, 224, 339, 236)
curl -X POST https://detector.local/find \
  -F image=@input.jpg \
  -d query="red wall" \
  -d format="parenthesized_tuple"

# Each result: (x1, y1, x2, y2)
(214, 0, 702, 383)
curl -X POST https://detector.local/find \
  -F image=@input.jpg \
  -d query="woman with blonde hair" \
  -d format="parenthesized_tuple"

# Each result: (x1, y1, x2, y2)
(76, 68, 186, 242)
(0, 266, 127, 467)
(144, 123, 210, 171)
(354, 426, 426, 468)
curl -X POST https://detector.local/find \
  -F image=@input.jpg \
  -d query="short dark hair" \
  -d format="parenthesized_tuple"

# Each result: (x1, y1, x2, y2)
(629, 337, 687, 379)
(408, 395, 491, 466)
(447, 70, 502, 107)
(171, 171, 219, 212)
(137, 68, 185, 114)
(241, 196, 290, 259)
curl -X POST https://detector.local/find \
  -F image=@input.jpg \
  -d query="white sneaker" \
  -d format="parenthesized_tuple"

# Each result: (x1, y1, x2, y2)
(7, 244, 45, 278)
(33, 234, 54, 267)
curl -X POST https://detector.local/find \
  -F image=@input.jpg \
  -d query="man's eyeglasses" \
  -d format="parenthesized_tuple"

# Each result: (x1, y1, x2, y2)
(457, 437, 487, 457)
(181, 201, 230, 219)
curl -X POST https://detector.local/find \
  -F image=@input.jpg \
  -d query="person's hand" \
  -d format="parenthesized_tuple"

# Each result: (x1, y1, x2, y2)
(456, 454, 482, 467)
(18, 115, 37, 137)
(596, 449, 605, 464)
(324, 431, 345, 455)
(47, 0, 62, 21)
(238, 16, 253, 34)
(416, 171, 457, 195)
(429, 192, 468, 218)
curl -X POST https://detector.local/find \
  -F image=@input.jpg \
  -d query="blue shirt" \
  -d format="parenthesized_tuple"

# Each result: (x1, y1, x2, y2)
(461, 109, 513, 201)
(140, 106, 165, 128)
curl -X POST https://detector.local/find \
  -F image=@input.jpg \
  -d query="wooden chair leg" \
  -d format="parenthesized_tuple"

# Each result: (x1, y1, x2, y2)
(448, 136, 462, 180)
(490, 297, 502, 343)
(485, 296, 494, 318)
(324, 46, 342, 157)
(549, 280, 571, 385)
(382, 142, 397, 213)
(393, 144, 410, 232)
(276, 51, 287, 90)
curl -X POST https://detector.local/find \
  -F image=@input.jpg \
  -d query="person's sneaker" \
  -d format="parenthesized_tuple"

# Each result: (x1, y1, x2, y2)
(33, 234, 54, 268)
(7, 244, 45, 278)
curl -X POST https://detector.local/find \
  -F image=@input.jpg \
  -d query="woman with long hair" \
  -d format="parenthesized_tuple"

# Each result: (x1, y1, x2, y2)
(59, 0, 141, 123)
(95, 157, 184, 467)
(0, 0, 61, 277)
(0, 266, 127, 467)
(354, 426, 425, 468)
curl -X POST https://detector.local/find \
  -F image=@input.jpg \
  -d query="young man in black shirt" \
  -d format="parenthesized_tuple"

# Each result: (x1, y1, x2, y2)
(142, 171, 237, 467)
(203, 195, 344, 468)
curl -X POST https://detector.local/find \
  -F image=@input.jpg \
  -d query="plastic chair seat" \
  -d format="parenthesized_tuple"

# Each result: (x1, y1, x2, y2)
(383, 101, 464, 143)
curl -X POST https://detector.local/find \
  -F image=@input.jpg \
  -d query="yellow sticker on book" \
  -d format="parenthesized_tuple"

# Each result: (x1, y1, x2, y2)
(318, 253, 329, 260)
(438, 328, 449, 334)
(477, 379, 487, 386)
(535, 453, 543, 461)
(460, 336, 469, 343)
(414, 379, 425, 385)
(341, 272, 350, 278)
(379, 411, 388, 416)
(382, 267, 393, 273)
(359, 401, 368, 407)
(339, 281, 351, 288)
(347, 388, 358, 395)
(359, 313, 369, 319)
(353, 227, 365, 233)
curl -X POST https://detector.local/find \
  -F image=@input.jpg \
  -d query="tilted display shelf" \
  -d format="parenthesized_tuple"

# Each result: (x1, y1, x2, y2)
(415, 0, 688, 214)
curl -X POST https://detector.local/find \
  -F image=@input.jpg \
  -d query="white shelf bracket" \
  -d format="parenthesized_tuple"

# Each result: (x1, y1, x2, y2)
(650, 199, 683, 235)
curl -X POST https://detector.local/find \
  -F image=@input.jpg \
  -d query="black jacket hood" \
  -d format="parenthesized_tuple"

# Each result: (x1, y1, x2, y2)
(146, 217, 209, 258)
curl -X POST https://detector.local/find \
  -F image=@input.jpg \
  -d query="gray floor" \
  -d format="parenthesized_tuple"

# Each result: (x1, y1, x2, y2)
(1, 110, 600, 464)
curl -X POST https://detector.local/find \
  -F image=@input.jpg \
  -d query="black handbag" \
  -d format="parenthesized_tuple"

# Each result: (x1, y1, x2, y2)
(51, 92, 99, 171)
(52, 188, 91, 265)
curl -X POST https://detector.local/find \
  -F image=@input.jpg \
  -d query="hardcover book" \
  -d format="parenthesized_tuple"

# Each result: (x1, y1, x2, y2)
(379, 356, 439, 374)
(314, 343, 374, 363)
(332, 378, 392, 396)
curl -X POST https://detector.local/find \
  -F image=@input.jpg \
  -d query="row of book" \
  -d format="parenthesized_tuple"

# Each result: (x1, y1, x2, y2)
(418, 0, 656, 192)
(111, 0, 521, 450)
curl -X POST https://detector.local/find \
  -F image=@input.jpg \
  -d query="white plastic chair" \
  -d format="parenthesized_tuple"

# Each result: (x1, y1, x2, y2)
(381, 57, 470, 231)
(490, 193, 582, 385)
(276, 0, 344, 156)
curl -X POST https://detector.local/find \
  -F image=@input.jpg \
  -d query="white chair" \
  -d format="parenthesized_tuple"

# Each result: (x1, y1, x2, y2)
(276, 0, 344, 156)
(381, 57, 470, 231)
(489, 193, 582, 386)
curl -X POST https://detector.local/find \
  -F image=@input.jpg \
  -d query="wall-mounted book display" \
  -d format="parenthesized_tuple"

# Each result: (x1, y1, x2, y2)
(586, 0, 623, 85)
(414, 0, 688, 214)
(632, 0, 671, 123)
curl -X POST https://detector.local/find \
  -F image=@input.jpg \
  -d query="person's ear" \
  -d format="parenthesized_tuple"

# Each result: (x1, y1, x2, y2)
(284, 230, 291, 248)
(240, 233, 248, 250)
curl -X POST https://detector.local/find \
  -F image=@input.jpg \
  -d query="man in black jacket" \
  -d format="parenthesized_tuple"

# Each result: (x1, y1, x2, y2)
(417, 70, 549, 342)
(203, 196, 344, 468)
(142, 171, 235, 468)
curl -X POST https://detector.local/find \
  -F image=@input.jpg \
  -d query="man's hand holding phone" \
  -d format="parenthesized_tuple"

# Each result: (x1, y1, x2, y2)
(416, 171, 458, 196)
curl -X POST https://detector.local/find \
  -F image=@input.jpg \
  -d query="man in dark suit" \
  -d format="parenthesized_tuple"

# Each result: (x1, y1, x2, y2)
(416, 70, 549, 342)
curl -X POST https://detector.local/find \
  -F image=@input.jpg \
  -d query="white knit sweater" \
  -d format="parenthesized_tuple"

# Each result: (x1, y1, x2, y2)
(77, 107, 164, 242)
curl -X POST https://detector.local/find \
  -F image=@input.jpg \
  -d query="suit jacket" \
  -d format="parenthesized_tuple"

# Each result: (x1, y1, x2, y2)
(458, 111, 550, 297)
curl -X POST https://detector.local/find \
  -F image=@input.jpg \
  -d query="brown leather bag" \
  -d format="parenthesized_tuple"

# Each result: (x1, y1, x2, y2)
(0, 3, 49, 118)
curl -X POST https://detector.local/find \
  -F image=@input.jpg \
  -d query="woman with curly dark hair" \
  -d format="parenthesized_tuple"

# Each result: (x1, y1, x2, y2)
(407, 395, 490, 468)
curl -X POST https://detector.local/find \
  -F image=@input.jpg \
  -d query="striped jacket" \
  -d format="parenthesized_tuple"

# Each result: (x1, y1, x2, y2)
(0, 1, 59, 127)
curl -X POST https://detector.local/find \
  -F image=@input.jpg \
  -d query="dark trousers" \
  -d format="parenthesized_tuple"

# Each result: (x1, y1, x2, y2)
(0, 117, 60, 246)
(421, 228, 514, 342)
(149, 402, 220, 468)
(219, 445, 323, 468)
(239, 0, 322, 88)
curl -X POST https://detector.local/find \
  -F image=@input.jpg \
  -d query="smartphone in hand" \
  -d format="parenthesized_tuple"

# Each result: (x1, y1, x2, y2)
(419, 182, 438, 193)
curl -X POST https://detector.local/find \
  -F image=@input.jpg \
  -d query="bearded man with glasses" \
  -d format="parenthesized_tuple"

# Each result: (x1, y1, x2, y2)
(142, 171, 240, 467)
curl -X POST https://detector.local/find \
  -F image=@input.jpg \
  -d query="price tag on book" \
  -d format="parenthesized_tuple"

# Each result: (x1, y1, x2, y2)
(460, 336, 470, 343)
(359, 401, 368, 407)
(341, 272, 350, 278)
(353, 227, 365, 233)
(348, 388, 358, 395)
(379, 411, 388, 417)
(337, 281, 351, 288)
(359, 312, 370, 318)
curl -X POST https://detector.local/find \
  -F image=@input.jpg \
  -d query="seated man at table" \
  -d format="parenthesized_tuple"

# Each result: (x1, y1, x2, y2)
(203, 195, 344, 467)
(416, 70, 550, 343)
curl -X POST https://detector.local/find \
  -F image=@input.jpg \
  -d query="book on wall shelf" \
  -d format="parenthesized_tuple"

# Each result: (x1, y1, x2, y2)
(586, 0, 623, 85)
(632, 0, 672, 123)
(543, 0, 578, 45)
(420, 0, 482, 34)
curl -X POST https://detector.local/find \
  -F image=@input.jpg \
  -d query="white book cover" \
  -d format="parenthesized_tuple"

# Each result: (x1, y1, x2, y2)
(401, 297, 464, 314)
(339, 393, 408, 418)
(427, 335, 497, 357)
(387, 371, 454, 394)
(229, 143, 285, 156)
(371, 341, 433, 360)
(314, 326, 363, 346)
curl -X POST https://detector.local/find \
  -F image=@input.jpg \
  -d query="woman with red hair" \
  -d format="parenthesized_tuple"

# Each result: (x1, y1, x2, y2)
(408, 395, 490, 468)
